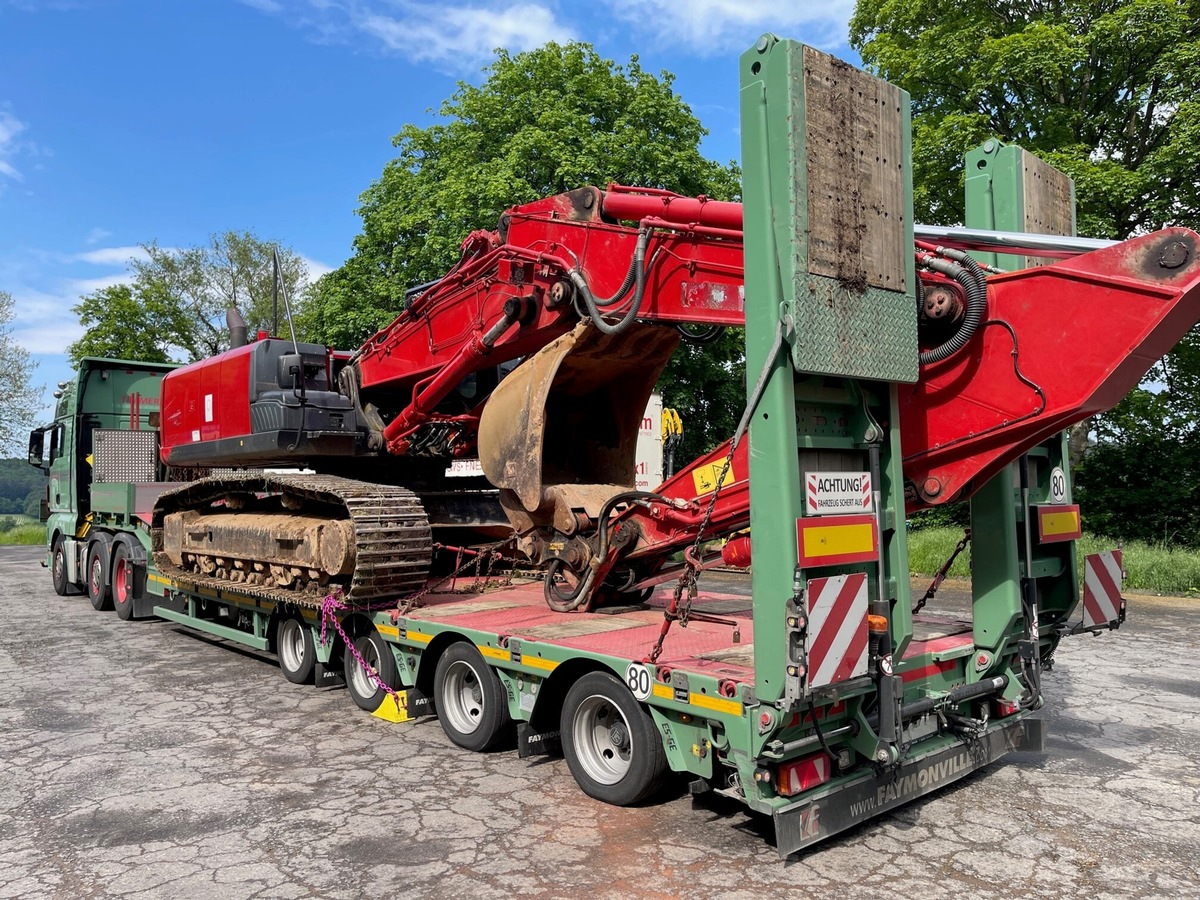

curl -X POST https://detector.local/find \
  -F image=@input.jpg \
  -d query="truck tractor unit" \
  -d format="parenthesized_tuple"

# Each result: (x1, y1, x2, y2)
(31, 36, 1200, 856)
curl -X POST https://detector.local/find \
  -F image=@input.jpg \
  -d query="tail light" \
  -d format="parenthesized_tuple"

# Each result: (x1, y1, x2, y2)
(993, 698, 1020, 717)
(775, 752, 832, 797)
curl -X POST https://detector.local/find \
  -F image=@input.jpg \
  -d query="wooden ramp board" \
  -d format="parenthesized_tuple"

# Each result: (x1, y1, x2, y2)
(408, 596, 525, 618)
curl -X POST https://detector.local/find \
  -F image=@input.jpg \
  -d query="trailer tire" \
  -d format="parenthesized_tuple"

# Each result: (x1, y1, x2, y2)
(560, 671, 667, 806)
(345, 632, 399, 712)
(434, 642, 511, 752)
(277, 617, 316, 685)
(86, 541, 113, 612)
(112, 543, 137, 621)
(51, 537, 72, 596)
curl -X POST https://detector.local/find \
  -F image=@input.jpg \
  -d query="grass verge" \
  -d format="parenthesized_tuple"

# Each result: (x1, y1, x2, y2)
(908, 527, 1200, 596)
(0, 524, 47, 546)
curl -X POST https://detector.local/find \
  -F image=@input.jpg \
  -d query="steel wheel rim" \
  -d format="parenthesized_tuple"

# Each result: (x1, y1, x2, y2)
(279, 619, 305, 673)
(53, 549, 64, 584)
(573, 694, 633, 785)
(89, 557, 102, 595)
(442, 659, 484, 735)
(114, 557, 128, 604)
(350, 640, 380, 698)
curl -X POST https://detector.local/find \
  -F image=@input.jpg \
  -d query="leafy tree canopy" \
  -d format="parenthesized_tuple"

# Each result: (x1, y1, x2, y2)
(303, 41, 743, 459)
(851, 0, 1200, 453)
(69, 233, 309, 365)
(0, 291, 40, 451)
(851, 0, 1200, 237)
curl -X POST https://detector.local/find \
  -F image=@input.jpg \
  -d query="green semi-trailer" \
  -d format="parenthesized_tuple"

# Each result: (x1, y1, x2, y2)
(30, 37, 1194, 857)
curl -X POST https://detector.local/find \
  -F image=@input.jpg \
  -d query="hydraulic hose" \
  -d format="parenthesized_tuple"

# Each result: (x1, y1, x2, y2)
(568, 228, 651, 335)
(919, 253, 987, 365)
(543, 489, 666, 612)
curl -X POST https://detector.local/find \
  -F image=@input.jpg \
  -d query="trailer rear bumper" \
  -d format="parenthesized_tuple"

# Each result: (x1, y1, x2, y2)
(773, 716, 1045, 858)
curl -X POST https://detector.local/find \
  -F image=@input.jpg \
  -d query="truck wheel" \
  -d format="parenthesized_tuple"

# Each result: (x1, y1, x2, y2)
(86, 542, 113, 612)
(560, 671, 667, 806)
(345, 632, 399, 712)
(434, 642, 511, 752)
(51, 537, 72, 596)
(112, 543, 137, 621)
(277, 617, 316, 684)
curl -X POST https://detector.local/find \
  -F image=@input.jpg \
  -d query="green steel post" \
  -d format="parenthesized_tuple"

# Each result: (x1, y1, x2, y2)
(740, 36, 804, 705)
(740, 36, 917, 705)
(964, 140, 1079, 677)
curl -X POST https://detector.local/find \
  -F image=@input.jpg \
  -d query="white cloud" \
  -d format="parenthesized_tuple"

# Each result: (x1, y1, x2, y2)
(300, 254, 334, 284)
(604, 0, 855, 54)
(0, 110, 29, 183)
(243, 1, 576, 71)
(84, 227, 112, 245)
(74, 245, 149, 266)
(356, 3, 576, 67)
(68, 273, 133, 295)
(9, 287, 86, 354)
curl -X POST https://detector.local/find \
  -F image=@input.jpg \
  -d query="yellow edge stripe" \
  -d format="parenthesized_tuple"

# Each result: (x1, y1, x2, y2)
(652, 683, 673, 700)
(1041, 511, 1080, 536)
(375, 623, 400, 639)
(688, 692, 743, 717)
(521, 656, 559, 672)
(148, 573, 170, 585)
(478, 645, 511, 663)
(803, 522, 875, 558)
(405, 630, 433, 645)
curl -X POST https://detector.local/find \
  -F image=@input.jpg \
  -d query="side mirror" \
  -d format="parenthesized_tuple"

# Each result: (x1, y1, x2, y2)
(27, 429, 46, 471)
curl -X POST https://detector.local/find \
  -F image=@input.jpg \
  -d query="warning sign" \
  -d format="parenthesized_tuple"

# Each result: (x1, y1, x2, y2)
(805, 471, 873, 515)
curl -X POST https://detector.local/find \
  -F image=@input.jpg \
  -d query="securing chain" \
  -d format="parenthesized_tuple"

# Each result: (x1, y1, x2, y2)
(913, 528, 971, 614)
(319, 588, 405, 712)
(394, 535, 520, 617)
(644, 318, 786, 665)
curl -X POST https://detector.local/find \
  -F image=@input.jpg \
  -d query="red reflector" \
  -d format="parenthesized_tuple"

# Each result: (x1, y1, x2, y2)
(775, 753, 832, 797)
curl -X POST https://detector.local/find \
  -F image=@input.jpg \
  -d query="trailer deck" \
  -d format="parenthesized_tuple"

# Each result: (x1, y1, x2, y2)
(402, 579, 975, 682)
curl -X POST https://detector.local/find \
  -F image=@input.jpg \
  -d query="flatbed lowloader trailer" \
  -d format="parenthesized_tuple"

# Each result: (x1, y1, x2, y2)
(30, 35, 1199, 857)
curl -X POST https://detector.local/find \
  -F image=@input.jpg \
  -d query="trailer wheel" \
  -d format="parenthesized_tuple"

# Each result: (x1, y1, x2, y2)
(560, 671, 667, 806)
(434, 642, 511, 752)
(86, 542, 113, 612)
(51, 537, 72, 596)
(277, 617, 316, 684)
(345, 632, 399, 712)
(112, 543, 137, 621)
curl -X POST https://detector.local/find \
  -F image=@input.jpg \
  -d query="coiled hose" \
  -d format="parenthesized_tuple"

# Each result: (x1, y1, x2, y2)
(919, 252, 988, 365)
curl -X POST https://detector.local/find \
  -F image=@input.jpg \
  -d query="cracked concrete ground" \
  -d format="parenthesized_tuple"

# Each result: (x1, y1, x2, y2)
(2, 545, 1199, 899)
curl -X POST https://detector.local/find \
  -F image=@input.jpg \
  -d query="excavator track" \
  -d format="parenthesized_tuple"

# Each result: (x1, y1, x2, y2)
(152, 474, 432, 610)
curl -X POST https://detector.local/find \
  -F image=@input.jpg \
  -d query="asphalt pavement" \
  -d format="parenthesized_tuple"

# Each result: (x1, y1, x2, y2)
(2, 546, 1199, 899)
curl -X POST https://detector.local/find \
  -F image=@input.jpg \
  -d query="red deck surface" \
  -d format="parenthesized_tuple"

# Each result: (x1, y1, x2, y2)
(408, 579, 755, 679)
(405, 577, 976, 682)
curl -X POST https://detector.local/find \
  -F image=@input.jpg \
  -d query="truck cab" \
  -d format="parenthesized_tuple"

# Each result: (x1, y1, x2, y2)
(28, 358, 178, 611)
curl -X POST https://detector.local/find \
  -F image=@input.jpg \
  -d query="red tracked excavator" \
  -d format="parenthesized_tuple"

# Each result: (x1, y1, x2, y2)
(152, 183, 1200, 613)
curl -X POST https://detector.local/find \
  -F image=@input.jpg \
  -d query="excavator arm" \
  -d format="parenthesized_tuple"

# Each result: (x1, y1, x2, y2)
(155, 180, 1200, 613)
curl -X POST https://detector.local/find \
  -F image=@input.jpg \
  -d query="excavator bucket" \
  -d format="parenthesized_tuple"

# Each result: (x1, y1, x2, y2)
(478, 321, 680, 524)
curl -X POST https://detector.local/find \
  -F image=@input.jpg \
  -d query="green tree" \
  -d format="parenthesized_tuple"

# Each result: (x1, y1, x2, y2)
(0, 291, 40, 452)
(851, 0, 1200, 481)
(850, 0, 1200, 237)
(68, 283, 185, 366)
(303, 41, 742, 459)
(69, 233, 310, 364)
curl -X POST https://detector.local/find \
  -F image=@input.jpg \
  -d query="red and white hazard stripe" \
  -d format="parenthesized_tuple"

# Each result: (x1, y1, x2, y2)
(1083, 550, 1124, 628)
(806, 573, 869, 687)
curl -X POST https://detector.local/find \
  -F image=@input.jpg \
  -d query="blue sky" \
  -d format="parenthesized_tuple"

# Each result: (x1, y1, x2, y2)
(0, 0, 857, 425)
